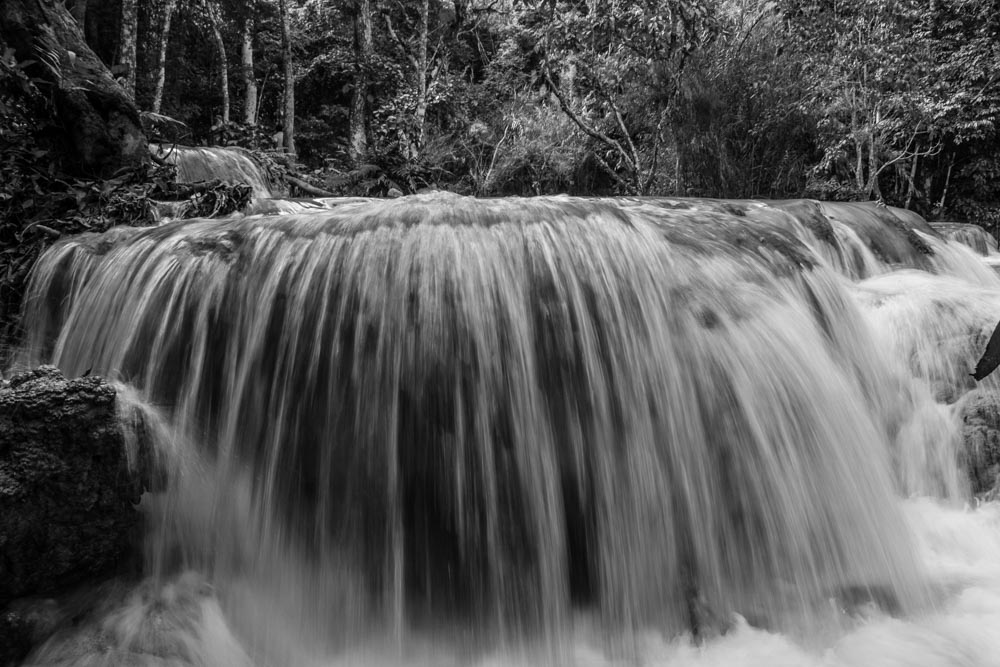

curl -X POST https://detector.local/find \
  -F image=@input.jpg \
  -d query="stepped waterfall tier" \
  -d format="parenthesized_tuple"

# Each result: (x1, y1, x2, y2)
(153, 144, 275, 199)
(930, 222, 999, 257)
(11, 194, 1000, 665)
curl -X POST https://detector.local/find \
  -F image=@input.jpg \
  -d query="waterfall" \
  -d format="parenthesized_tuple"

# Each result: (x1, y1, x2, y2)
(14, 195, 1000, 665)
(153, 144, 274, 199)
(931, 222, 998, 257)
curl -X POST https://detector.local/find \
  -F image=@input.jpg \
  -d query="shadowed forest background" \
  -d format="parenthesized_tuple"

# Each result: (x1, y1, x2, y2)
(2, 0, 1000, 224)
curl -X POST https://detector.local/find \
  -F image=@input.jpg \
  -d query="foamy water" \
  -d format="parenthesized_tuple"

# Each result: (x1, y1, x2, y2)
(243, 499, 1000, 667)
(28, 498, 1000, 666)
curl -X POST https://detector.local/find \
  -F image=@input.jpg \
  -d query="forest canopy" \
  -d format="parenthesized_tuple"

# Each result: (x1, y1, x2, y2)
(2, 0, 999, 224)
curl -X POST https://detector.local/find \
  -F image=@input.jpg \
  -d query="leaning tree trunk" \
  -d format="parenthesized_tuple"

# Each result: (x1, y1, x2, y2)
(348, 0, 372, 165)
(0, 0, 147, 176)
(206, 0, 230, 123)
(866, 130, 882, 200)
(241, 12, 257, 125)
(279, 0, 295, 154)
(151, 0, 179, 114)
(411, 0, 430, 160)
(117, 0, 137, 99)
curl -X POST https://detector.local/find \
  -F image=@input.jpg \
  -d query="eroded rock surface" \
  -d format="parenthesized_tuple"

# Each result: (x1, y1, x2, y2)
(960, 389, 1000, 496)
(0, 366, 144, 664)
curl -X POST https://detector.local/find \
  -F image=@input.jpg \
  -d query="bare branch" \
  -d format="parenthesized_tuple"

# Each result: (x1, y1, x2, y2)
(590, 148, 631, 191)
(873, 123, 941, 178)
(383, 14, 418, 71)
(542, 63, 636, 190)
(592, 80, 641, 180)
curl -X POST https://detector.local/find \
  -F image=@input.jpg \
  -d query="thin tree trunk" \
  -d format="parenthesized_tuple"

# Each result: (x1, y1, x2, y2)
(242, 12, 257, 125)
(151, 0, 178, 114)
(206, 1, 230, 123)
(938, 153, 954, 213)
(904, 149, 919, 210)
(867, 128, 881, 200)
(348, 0, 372, 165)
(279, 0, 295, 154)
(117, 0, 137, 99)
(411, 0, 429, 159)
(676, 152, 683, 194)
(851, 102, 865, 192)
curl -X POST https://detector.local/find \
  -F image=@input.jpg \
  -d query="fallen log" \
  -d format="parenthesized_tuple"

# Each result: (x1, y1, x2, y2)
(285, 174, 336, 197)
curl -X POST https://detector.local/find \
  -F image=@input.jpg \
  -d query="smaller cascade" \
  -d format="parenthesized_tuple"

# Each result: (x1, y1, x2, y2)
(819, 202, 938, 273)
(247, 196, 376, 216)
(854, 269, 1000, 401)
(152, 144, 274, 199)
(930, 222, 998, 256)
(826, 219, 885, 279)
(916, 231, 1000, 287)
(853, 270, 1000, 498)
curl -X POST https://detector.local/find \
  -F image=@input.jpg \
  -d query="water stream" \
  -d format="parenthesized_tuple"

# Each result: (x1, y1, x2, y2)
(12, 193, 1000, 666)
(153, 144, 275, 200)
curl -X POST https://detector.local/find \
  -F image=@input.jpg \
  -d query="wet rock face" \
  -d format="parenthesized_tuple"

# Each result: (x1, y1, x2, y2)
(960, 390, 1000, 496)
(0, 366, 143, 605)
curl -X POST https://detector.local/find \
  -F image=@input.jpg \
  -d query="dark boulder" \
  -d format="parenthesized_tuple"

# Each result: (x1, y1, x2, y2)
(0, 366, 145, 664)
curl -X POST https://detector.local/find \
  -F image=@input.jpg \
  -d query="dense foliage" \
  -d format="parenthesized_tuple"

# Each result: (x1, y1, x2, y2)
(4, 0, 1000, 218)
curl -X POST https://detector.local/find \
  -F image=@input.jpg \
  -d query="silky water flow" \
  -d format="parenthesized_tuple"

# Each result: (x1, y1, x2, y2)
(12, 193, 1000, 666)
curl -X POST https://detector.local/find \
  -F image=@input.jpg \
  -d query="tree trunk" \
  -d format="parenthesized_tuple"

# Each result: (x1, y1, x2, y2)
(151, 0, 179, 114)
(411, 0, 430, 159)
(676, 152, 684, 194)
(348, 0, 372, 165)
(0, 0, 148, 176)
(117, 0, 137, 99)
(206, 1, 230, 124)
(279, 0, 295, 154)
(242, 12, 257, 125)
(866, 128, 881, 200)
(904, 149, 919, 210)
(851, 103, 865, 192)
(937, 153, 955, 214)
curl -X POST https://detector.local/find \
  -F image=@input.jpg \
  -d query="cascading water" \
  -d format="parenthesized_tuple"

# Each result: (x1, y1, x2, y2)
(153, 144, 274, 199)
(247, 196, 377, 216)
(12, 195, 1000, 666)
(931, 222, 999, 257)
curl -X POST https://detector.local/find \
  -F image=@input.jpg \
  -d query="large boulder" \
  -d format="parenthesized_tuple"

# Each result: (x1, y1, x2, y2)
(0, 366, 145, 664)
(960, 389, 1000, 496)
